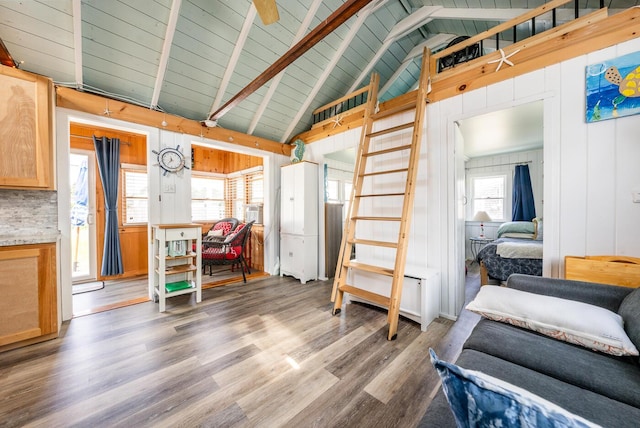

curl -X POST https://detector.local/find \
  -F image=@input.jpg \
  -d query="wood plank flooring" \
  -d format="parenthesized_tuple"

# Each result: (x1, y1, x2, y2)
(1, 269, 481, 427)
(72, 267, 266, 316)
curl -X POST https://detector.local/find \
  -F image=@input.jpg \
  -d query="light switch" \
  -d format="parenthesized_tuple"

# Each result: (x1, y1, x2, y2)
(163, 182, 176, 193)
(632, 191, 640, 203)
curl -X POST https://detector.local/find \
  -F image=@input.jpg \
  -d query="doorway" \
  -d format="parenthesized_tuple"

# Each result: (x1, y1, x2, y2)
(69, 151, 98, 286)
(323, 149, 355, 278)
(69, 122, 150, 316)
(455, 100, 545, 303)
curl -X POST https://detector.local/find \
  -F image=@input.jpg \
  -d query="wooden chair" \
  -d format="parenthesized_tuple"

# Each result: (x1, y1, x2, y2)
(202, 221, 255, 282)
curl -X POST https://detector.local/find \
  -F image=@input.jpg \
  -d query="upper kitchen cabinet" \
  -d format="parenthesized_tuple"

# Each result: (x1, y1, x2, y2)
(0, 65, 54, 190)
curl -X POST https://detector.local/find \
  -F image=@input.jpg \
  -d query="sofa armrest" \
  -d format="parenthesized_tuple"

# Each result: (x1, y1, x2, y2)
(506, 274, 633, 313)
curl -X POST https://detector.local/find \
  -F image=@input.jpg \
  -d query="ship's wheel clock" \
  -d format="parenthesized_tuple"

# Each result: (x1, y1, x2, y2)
(152, 145, 189, 175)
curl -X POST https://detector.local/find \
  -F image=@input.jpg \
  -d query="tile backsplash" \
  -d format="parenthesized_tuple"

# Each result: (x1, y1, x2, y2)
(0, 189, 58, 237)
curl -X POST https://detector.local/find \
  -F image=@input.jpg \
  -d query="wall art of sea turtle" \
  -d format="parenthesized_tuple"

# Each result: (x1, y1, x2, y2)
(604, 64, 640, 116)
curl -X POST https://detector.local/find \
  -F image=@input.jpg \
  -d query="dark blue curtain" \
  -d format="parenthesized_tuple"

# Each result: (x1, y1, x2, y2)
(93, 136, 124, 276)
(512, 164, 536, 221)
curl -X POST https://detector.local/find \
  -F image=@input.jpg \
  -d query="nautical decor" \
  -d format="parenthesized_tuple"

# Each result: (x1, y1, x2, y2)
(290, 139, 305, 163)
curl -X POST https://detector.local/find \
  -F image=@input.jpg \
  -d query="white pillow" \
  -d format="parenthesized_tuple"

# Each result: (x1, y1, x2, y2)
(207, 229, 224, 237)
(466, 285, 639, 357)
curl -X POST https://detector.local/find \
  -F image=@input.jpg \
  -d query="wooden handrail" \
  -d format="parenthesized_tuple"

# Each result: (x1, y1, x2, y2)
(312, 85, 370, 115)
(430, 0, 573, 73)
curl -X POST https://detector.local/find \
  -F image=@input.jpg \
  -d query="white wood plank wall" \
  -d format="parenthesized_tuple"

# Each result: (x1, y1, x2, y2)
(311, 36, 640, 320)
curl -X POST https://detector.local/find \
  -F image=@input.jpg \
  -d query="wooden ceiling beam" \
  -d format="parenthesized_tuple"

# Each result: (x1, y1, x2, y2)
(0, 37, 16, 68)
(208, 0, 376, 122)
(56, 86, 291, 157)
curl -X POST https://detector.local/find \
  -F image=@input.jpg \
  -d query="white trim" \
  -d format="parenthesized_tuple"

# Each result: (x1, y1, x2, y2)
(208, 3, 256, 116)
(151, 0, 181, 109)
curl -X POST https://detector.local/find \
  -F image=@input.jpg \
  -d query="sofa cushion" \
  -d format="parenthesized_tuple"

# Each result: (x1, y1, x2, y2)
(619, 287, 640, 352)
(464, 319, 640, 409)
(454, 349, 640, 428)
(506, 274, 633, 313)
(466, 285, 638, 356)
(429, 349, 599, 428)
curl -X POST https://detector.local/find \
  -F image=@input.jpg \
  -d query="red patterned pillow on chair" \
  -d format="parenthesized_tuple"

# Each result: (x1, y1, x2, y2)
(225, 245, 242, 259)
(212, 221, 233, 236)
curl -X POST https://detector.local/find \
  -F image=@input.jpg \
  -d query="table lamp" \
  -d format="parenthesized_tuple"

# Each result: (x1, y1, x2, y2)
(473, 211, 491, 237)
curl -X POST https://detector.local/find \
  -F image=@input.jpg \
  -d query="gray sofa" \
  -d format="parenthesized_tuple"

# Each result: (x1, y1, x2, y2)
(419, 274, 640, 427)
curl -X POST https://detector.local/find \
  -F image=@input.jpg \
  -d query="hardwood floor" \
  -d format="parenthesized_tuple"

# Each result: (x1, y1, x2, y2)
(1, 270, 481, 427)
(72, 267, 267, 316)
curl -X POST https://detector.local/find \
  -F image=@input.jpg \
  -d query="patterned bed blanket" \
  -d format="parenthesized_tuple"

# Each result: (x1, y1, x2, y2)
(477, 238, 542, 281)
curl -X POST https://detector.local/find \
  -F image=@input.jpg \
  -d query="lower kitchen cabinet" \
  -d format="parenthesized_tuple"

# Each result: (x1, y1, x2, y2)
(0, 243, 58, 351)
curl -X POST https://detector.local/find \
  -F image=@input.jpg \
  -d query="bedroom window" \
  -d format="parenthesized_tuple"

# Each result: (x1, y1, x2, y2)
(122, 168, 148, 225)
(472, 175, 506, 221)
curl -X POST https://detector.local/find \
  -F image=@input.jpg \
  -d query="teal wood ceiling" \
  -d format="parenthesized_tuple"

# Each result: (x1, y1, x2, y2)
(1, 0, 637, 143)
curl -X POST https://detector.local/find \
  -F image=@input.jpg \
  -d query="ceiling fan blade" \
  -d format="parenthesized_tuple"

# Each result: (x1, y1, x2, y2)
(253, 0, 279, 25)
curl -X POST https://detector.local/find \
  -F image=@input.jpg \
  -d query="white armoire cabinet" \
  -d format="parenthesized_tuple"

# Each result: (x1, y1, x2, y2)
(280, 161, 318, 284)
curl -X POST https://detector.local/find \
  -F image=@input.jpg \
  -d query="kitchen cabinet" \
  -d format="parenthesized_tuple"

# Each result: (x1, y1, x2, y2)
(0, 65, 54, 190)
(151, 224, 202, 312)
(0, 243, 57, 351)
(280, 162, 318, 284)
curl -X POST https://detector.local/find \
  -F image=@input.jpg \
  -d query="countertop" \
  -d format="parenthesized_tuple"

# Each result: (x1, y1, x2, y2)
(0, 232, 60, 247)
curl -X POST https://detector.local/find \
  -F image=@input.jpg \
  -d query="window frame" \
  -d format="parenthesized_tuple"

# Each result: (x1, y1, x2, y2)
(191, 172, 227, 222)
(227, 167, 264, 222)
(121, 164, 148, 226)
(468, 173, 508, 222)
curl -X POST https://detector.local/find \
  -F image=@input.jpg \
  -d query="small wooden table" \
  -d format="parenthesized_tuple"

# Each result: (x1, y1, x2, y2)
(470, 236, 493, 263)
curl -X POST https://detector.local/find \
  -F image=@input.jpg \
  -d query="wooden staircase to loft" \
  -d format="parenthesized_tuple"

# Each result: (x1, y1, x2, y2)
(330, 48, 431, 341)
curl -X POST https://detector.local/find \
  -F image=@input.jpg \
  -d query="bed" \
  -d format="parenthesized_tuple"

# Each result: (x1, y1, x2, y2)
(477, 219, 543, 285)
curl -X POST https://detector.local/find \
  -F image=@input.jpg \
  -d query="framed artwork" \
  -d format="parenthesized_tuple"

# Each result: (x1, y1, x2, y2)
(585, 51, 640, 123)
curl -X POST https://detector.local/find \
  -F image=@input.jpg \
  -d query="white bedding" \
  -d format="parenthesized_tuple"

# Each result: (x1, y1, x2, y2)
(496, 241, 543, 259)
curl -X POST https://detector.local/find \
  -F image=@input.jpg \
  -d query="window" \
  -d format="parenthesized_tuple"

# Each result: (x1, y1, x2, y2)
(192, 168, 263, 222)
(228, 176, 245, 220)
(248, 173, 263, 204)
(228, 171, 264, 221)
(191, 175, 226, 221)
(122, 168, 148, 224)
(471, 175, 506, 221)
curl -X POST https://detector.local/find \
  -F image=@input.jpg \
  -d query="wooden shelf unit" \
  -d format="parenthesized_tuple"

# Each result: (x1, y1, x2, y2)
(151, 224, 202, 312)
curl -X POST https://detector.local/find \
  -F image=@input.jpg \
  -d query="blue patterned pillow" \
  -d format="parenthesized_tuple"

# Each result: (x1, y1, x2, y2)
(429, 349, 600, 428)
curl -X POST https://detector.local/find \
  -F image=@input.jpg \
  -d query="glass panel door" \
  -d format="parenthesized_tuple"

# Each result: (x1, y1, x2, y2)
(70, 151, 97, 282)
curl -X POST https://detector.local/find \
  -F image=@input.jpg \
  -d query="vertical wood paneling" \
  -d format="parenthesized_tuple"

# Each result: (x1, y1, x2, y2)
(296, 37, 640, 319)
(514, 69, 545, 100)
(558, 55, 589, 260)
(615, 115, 640, 255)
(584, 45, 618, 255)
(542, 64, 561, 276)
(586, 119, 617, 254)
(249, 224, 264, 272)
(462, 87, 487, 113)
(486, 78, 514, 106)
(439, 96, 463, 317)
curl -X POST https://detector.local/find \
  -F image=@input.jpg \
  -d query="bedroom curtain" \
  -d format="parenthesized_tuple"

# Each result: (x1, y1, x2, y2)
(93, 136, 124, 276)
(512, 164, 536, 221)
